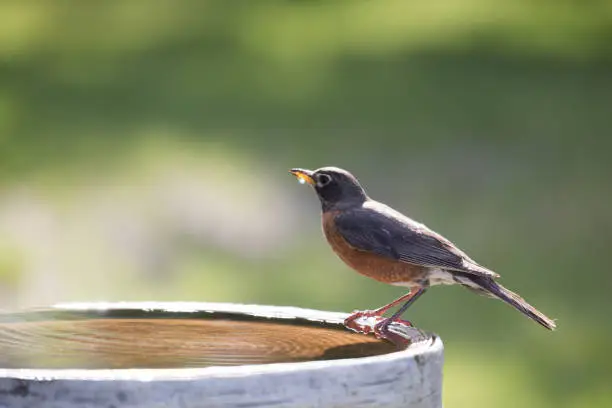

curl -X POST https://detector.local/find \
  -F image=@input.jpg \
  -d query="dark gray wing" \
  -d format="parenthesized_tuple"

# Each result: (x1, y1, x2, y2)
(334, 203, 499, 278)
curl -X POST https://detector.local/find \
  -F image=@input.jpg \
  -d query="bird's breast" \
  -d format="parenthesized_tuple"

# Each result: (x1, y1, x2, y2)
(321, 211, 427, 285)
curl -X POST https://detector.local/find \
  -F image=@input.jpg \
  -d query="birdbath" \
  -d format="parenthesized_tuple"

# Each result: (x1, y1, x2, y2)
(0, 302, 443, 408)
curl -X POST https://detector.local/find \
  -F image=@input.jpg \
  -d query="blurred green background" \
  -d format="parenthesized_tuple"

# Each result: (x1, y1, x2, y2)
(0, 0, 611, 406)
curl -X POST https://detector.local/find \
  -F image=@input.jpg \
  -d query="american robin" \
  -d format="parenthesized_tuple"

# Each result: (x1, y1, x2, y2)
(290, 166, 556, 340)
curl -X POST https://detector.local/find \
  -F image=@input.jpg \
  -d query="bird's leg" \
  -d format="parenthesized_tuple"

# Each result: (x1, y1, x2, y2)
(343, 290, 421, 333)
(373, 287, 428, 339)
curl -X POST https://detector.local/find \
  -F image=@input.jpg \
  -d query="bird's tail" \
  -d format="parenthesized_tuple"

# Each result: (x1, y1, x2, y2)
(463, 275, 557, 331)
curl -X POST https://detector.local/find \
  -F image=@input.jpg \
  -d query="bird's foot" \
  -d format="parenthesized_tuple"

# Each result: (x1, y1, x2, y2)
(372, 317, 413, 336)
(344, 310, 414, 347)
(371, 317, 413, 348)
(344, 310, 412, 336)
(343, 310, 381, 333)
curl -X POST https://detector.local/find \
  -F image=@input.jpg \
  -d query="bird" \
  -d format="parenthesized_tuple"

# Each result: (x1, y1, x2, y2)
(289, 166, 556, 340)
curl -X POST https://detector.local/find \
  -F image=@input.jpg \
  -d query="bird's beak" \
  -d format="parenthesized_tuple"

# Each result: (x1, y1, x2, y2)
(289, 168, 315, 185)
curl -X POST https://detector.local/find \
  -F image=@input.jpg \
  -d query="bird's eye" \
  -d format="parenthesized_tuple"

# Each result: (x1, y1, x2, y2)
(317, 174, 332, 187)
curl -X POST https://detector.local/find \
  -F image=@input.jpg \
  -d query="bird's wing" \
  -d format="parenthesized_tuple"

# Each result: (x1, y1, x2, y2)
(334, 204, 499, 278)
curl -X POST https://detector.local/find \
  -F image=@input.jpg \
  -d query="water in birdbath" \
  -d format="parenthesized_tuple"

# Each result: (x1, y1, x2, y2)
(0, 304, 429, 370)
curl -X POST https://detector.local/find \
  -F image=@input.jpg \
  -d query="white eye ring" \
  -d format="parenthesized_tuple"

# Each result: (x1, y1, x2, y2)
(317, 174, 331, 187)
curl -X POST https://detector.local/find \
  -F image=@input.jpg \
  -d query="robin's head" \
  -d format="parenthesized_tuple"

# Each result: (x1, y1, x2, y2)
(290, 167, 367, 211)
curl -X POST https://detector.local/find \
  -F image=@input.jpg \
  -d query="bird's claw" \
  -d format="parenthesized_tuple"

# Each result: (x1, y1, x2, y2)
(343, 309, 377, 331)
(344, 315, 383, 335)
(344, 311, 414, 348)
(372, 317, 413, 336)
(344, 311, 367, 333)
(372, 318, 413, 347)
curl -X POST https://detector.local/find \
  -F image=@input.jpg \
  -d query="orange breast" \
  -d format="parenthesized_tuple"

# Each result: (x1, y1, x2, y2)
(321, 211, 426, 285)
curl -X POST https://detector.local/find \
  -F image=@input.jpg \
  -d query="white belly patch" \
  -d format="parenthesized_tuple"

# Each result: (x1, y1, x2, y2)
(427, 269, 457, 286)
